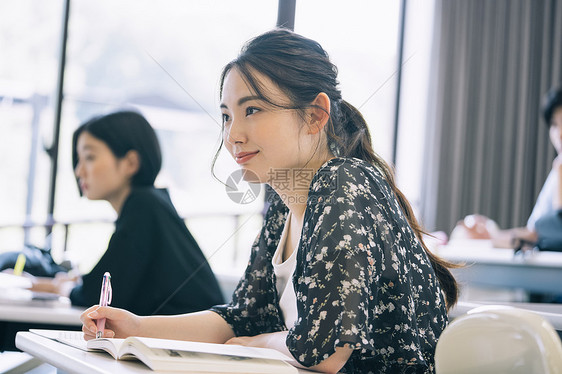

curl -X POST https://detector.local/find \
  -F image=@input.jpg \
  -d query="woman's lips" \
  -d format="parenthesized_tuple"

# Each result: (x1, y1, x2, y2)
(235, 151, 259, 164)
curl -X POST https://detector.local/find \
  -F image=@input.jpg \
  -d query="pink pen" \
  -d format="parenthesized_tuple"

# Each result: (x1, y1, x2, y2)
(96, 272, 112, 339)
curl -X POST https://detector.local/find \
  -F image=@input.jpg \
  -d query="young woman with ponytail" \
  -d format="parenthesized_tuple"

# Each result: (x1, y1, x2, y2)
(80, 29, 458, 374)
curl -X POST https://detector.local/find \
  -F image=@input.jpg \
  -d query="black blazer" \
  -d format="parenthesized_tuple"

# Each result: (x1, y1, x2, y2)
(70, 187, 224, 315)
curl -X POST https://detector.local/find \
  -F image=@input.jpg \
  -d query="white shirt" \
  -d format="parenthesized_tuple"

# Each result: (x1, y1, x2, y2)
(527, 169, 558, 230)
(271, 213, 299, 330)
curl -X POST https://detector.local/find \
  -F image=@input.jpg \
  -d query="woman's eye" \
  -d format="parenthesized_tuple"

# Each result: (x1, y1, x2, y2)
(246, 107, 260, 116)
(78, 152, 95, 162)
(222, 113, 230, 124)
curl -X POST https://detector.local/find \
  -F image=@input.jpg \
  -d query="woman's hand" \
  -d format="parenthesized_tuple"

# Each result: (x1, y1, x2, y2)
(29, 277, 58, 293)
(450, 214, 499, 240)
(225, 332, 281, 348)
(225, 332, 352, 373)
(29, 272, 77, 296)
(225, 332, 305, 370)
(80, 305, 141, 340)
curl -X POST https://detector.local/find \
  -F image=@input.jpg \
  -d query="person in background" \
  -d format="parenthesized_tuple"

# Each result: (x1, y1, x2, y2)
(80, 30, 458, 374)
(452, 86, 562, 248)
(31, 110, 224, 315)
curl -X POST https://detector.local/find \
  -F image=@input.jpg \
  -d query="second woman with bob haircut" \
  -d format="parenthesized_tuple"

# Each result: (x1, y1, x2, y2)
(31, 110, 223, 316)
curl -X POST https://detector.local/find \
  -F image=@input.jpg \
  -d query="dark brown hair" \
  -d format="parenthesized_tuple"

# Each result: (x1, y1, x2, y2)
(542, 85, 562, 126)
(73, 110, 162, 188)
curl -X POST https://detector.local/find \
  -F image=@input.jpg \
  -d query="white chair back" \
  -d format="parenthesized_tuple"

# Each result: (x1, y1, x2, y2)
(435, 305, 562, 374)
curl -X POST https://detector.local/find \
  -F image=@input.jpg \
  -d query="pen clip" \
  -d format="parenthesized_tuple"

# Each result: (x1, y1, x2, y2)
(106, 276, 112, 306)
(99, 272, 112, 306)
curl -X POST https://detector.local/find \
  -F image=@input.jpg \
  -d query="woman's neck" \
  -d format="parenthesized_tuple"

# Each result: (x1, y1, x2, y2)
(277, 189, 307, 223)
(272, 156, 333, 222)
(107, 185, 133, 215)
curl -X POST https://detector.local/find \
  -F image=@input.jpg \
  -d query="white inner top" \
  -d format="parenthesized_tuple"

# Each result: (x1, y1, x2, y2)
(272, 212, 299, 330)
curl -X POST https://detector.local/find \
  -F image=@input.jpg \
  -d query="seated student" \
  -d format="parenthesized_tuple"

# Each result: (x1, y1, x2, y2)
(31, 110, 224, 315)
(452, 86, 562, 248)
(80, 30, 458, 374)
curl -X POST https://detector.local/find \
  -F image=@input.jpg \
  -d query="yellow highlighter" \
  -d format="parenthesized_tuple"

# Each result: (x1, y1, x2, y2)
(13, 253, 26, 276)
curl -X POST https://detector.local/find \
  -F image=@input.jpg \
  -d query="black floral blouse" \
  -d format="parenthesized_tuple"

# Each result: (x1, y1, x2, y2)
(211, 157, 448, 373)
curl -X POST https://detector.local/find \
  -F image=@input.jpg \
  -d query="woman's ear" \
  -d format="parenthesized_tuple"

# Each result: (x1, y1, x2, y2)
(307, 92, 331, 135)
(122, 150, 140, 178)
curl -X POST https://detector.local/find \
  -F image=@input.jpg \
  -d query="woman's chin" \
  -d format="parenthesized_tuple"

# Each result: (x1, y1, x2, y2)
(83, 192, 101, 201)
(239, 168, 261, 184)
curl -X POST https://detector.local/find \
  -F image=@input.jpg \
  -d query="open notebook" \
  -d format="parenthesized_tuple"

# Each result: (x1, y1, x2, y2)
(30, 329, 298, 373)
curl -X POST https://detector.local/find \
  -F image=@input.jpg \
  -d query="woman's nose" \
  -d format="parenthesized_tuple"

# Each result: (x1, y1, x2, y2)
(74, 162, 83, 177)
(224, 120, 245, 145)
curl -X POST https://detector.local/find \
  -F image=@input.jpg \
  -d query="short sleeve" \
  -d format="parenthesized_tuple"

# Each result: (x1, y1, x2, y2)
(287, 159, 447, 369)
(211, 200, 287, 337)
(527, 169, 557, 230)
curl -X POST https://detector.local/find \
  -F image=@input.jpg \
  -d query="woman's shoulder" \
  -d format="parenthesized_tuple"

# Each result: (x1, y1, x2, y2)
(128, 186, 169, 203)
(309, 157, 383, 196)
(315, 156, 382, 180)
(122, 187, 177, 217)
(262, 190, 289, 231)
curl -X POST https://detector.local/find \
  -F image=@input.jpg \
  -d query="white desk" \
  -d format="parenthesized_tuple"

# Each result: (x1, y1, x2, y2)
(16, 331, 157, 374)
(0, 293, 84, 351)
(0, 303, 84, 326)
(16, 332, 316, 374)
(435, 240, 562, 294)
(0, 286, 84, 325)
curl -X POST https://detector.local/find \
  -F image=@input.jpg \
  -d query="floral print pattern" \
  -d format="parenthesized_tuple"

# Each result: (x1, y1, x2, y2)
(211, 158, 448, 373)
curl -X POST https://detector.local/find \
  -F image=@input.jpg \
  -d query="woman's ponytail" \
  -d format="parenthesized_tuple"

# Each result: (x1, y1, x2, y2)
(336, 101, 373, 162)
(332, 100, 460, 309)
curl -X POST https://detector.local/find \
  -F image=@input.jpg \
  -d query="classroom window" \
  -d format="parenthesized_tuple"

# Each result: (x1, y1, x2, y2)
(295, 0, 401, 163)
(395, 0, 436, 215)
(0, 1, 63, 249)
(0, 1, 421, 278)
